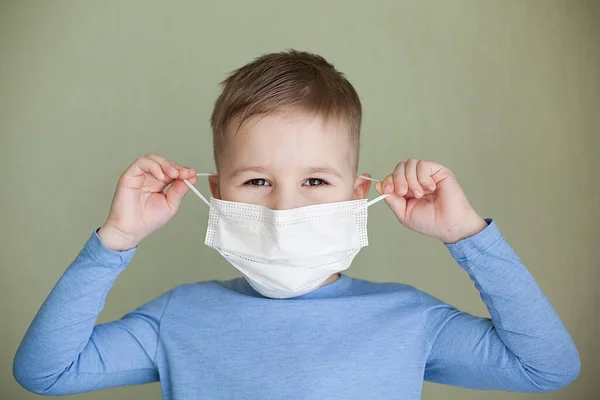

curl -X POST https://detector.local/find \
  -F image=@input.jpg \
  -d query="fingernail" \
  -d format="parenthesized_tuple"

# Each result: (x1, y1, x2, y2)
(427, 185, 435, 191)
(170, 166, 178, 173)
(384, 184, 393, 194)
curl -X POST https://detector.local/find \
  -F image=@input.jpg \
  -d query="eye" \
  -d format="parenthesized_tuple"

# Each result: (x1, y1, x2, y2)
(303, 178, 327, 187)
(245, 178, 271, 187)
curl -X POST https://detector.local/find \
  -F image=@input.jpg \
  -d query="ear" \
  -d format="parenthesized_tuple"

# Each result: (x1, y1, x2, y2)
(208, 175, 221, 199)
(353, 173, 371, 200)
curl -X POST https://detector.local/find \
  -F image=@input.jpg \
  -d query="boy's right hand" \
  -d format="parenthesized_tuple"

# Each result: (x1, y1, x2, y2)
(98, 153, 197, 252)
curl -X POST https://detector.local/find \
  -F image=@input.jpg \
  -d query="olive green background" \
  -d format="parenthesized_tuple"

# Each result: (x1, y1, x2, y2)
(1, 0, 598, 399)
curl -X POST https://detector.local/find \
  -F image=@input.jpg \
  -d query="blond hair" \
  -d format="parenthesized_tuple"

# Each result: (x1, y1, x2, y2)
(210, 50, 362, 166)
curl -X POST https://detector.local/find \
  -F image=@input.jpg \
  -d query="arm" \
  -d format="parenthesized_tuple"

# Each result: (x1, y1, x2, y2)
(423, 219, 580, 391)
(13, 230, 171, 395)
(14, 154, 197, 395)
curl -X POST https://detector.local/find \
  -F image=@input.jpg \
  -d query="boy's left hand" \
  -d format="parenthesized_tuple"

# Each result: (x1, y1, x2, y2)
(374, 158, 488, 244)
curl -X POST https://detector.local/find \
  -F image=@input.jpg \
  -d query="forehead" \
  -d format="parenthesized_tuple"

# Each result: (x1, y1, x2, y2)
(218, 111, 357, 173)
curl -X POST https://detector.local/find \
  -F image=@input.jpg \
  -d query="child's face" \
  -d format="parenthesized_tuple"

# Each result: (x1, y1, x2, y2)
(209, 110, 370, 210)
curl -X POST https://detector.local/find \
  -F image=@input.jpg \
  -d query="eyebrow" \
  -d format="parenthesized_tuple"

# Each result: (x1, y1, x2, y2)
(228, 165, 344, 179)
(229, 166, 268, 179)
(306, 166, 344, 179)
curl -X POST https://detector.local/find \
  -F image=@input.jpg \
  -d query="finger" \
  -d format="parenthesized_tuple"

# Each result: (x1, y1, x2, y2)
(127, 156, 167, 182)
(162, 159, 197, 181)
(146, 154, 197, 181)
(404, 158, 424, 198)
(146, 153, 180, 179)
(165, 175, 198, 212)
(168, 161, 193, 177)
(376, 174, 394, 194)
(425, 161, 449, 185)
(392, 162, 408, 196)
(416, 160, 437, 192)
(384, 194, 408, 225)
(374, 175, 383, 193)
(178, 166, 197, 180)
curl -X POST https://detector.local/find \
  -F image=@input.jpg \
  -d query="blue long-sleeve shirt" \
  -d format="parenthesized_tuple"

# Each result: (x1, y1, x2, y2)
(13, 220, 580, 399)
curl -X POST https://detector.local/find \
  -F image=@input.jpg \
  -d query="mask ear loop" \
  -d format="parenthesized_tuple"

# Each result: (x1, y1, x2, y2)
(183, 173, 214, 207)
(358, 175, 389, 206)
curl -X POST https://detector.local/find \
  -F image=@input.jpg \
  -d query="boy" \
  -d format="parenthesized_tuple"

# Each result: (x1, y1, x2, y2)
(14, 51, 579, 399)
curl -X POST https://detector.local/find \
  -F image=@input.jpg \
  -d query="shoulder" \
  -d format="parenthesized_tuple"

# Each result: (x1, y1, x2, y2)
(345, 277, 448, 309)
(158, 278, 249, 309)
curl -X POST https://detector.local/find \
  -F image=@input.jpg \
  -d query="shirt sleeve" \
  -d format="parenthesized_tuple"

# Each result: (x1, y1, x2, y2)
(423, 219, 580, 392)
(13, 229, 171, 395)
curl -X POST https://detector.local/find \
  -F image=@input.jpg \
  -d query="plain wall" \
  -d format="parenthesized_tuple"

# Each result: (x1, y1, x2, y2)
(1, 1, 598, 399)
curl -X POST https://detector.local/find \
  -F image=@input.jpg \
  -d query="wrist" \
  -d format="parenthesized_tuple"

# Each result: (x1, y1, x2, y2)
(441, 213, 488, 244)
(97, 223, 140, 252)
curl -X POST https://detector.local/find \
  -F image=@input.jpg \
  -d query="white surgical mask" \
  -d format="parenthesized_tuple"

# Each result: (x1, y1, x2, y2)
(184, 174, 387, 299)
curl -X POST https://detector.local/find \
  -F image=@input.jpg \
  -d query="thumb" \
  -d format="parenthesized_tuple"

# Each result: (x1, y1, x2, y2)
(165, 177, 197, 212)
(384, 194, 408, 225)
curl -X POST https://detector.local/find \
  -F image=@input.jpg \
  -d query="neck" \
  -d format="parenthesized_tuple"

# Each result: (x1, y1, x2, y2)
(322, 273, 341, 286)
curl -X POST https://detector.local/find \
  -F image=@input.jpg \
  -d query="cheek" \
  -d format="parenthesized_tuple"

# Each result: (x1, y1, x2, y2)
(219, 187, 246, 202)
(308, 185, 355, 204)
(344, 186, 358, 201)
(219, 185, 269, 205)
